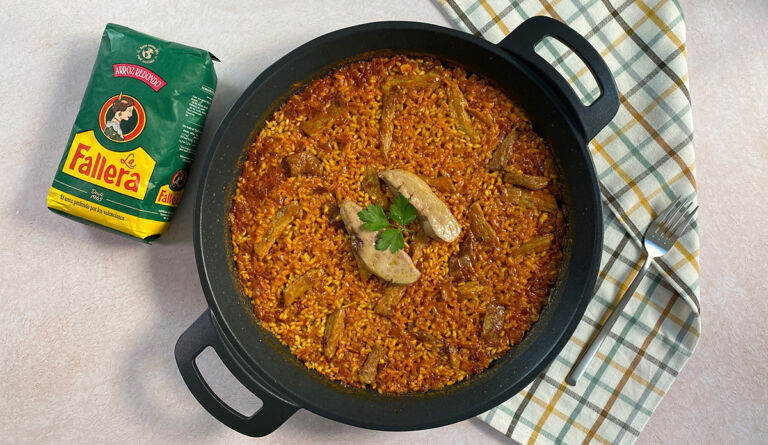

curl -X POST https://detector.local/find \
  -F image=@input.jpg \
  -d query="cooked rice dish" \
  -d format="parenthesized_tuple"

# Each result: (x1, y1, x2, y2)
(229, 55, 566, 394)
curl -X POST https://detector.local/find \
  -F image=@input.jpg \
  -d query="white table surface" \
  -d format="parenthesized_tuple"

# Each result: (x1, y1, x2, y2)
(1, 1, 766, 443)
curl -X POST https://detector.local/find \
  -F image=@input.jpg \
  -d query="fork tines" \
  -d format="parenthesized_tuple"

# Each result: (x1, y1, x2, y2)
(657, 197, 698, 236)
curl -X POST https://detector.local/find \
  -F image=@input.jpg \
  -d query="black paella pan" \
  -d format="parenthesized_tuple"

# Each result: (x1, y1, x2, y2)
(175, 17, 619, 436)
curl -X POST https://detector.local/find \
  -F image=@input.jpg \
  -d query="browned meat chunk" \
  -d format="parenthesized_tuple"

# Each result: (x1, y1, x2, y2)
(300, 105, 345, 137)
(411, 326, 439, 344)
(355, 256, 372, 282)
(445, 344, 461, 368)
(359, 345, 384, 385)
(426, 175, 456, 194)
(510, 234, 554, 257)
(468, 202, 499, 244)
(379, 169, 461, 243)
(488, 127, 518, 171)
(374, 285, 407, 317)
(283, 268, 324, 306)
(457, 280, 491, 299)
(467, 106, 495, 128)
(362, 166, 388, 209)
(448, 234, 476, 281)
(502, 171, 549, 190)
(253, 203, 303, 258)
(482, 303, 505, 345)
(321, 199, 343, 230)
(409, 229, 431, 264)
(379, 93, 397, 158)
(383, 73, 442, 92)
(501, 185, 559, 213)
(282, 151, 324, 177)
(447, 82, 479, 144)
(554, 211, 567, 244)
(300, 115, 327, 137)
(438, 278, 457, 302)
(339, 200, 420, 285)
(379, 74, 443, 158)
(406, 323, 459, 369)
(323, 308, 346, 359)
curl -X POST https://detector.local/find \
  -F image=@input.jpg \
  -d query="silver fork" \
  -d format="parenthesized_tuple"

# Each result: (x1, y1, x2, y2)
(565, 197, 698, 386)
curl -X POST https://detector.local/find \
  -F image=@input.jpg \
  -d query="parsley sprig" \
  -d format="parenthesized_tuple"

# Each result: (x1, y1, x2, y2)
(357, 194, 417, 253)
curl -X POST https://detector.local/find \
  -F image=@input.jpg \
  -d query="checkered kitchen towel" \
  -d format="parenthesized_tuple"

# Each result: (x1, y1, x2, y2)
(436, 0, 701, 444)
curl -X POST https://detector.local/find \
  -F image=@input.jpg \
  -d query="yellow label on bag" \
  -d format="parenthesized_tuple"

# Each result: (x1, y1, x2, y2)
(62, 130, 156, 200)
(47, 187, 169, 239)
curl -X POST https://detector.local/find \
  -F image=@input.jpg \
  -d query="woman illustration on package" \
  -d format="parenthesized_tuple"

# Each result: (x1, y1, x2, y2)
(103, 94, 135, 141)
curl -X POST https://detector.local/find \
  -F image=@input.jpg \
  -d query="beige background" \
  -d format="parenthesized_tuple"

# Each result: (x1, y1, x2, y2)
(0, 0, 765, 443)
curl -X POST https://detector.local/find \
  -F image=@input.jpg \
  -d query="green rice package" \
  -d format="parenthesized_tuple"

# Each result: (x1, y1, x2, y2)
(47, 23, 217, 242)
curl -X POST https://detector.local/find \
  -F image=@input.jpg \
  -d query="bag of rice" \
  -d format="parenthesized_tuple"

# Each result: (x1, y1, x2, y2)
(47, 23, 217, 242)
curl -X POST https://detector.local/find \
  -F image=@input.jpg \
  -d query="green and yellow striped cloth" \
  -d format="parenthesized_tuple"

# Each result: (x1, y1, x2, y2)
(436, 0, 700, 443)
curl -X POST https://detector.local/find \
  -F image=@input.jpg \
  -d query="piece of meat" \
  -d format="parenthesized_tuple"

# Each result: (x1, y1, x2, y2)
(253, 203, 303, 258)
(339, 200, 420, 285)
(282, 151, 324, 177)
(409, 229, 431, 264)
(383, 73, 442, 92)
(321, 199, 343, 230)
(355, 255, 372, 282)
(300, 116, 327, 137)
(482, 303, 506, 345)
(300, 105, 345, 137)
(323, 308, 346, 359)
(510, 233, 554, 256)
(379, 93, 397, 158)
(406, 322, 458, 369)
(448, 234, 476, 281)
(283, 268, 324, 306)
(374, 285, 407, 317)
(501, 185, 559, 213)
(553, 211, 567, 244)
(446, 82, 479, 144)
(502, 171, 549, 190)
(359, 344, 384, 385)
(426, 176, 456, 194)
(438, 278, 457, 302)
(379, 73, 442, 158)
(467, 348, 491, 373)
(379, 169, 461, 243)
(445, 343, 461, 369)
(457, 280, 491, 299)
(467, 106, 495, 128)
(488, 126, 518, 171)
(379, 74, 442, 157)
(362, 166, 388, 209)
(409, 325, 440, 344)
(467, 202, 499, 244)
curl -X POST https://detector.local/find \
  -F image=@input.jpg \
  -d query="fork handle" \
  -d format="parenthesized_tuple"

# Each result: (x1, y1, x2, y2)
(565, 257, 651, 386)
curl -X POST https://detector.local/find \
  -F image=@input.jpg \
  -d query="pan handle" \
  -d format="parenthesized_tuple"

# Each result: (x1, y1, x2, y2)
(498, 16, 619, 141)
(174, 311, 299, 437)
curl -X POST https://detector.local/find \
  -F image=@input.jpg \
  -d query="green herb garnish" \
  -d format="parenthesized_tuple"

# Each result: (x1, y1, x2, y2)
(389, 194, 418, 227)
(358, 203, 390, 232)
(376, 228, 405, 253)
(358, 194, 417, 253)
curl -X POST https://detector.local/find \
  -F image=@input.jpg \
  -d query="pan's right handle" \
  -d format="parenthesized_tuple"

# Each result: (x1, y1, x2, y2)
(174, 311, 299, 437)
(498, 16, 619, 141)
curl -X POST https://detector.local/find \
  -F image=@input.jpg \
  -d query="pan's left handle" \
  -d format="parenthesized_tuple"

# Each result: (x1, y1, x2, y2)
(175, 311, 299, 437)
